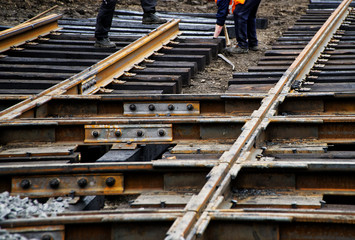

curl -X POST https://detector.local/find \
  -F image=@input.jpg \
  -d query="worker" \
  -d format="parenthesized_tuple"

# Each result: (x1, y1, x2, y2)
(95, 0, 167, 48)
(226, 0, 261, 54)
(213, 0, 245, 39)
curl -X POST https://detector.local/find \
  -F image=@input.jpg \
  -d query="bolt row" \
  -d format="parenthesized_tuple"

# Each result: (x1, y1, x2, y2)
(129, 103, 194, 111)
(20, 177, 117, 190)
(91, 129, 166, 138)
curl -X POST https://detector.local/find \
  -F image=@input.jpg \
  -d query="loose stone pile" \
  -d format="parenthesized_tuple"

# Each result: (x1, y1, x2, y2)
(0, 192, 69, 221)
(0, 229, 28, 240)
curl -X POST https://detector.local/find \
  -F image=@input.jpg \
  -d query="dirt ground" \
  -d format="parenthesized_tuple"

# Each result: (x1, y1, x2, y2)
(0, 0, 310, 94)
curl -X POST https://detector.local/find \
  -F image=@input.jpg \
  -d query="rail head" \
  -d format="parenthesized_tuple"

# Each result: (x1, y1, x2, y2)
(0, 14, 62, 53)
(165, 0, 354, 239)
(0, 19, 181, 121)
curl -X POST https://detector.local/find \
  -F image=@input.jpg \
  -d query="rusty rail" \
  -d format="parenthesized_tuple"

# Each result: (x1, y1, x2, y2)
(0, 18, 181, 120)
(165, 0, 353, 239)
(0, 14, 62, 53)
(1, 1, 355, 239)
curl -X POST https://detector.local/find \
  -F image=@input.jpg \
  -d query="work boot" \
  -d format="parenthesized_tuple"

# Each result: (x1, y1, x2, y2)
(142, 13, 167, 24)
(225, 45, 248, 54)
(249, 45, 259, 51)
(94, 37, 116, 48)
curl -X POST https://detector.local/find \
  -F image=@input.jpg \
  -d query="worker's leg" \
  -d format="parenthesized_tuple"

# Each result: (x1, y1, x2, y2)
(95, 0, 117, 39)
(233, 3, 249, 49)
(140, 0, 157, 13)
(247, 0, 261, 48)
(141, 0, 167, 24)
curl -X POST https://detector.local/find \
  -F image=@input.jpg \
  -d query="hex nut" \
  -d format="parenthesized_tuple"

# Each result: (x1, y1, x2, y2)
(20, 179, 31, 190)
(49, 178, 60, 189)
(115, 130, 122, 137)
(92, 130, 99, 138)
(187, 104, 194, 111)
(158, 129, 165, 136)
(137, 130, 144, 137)
(168, 104, 175, 111)
(129, 104, 137, 111)
(106, 177, 116, 187)
(77, 178, 88, 188)
(41, 234, 53, 240)
(148, 104, 155, 111)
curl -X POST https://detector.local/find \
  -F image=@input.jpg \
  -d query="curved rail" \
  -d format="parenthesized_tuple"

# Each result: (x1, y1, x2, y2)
(0, 14, 62, 53)
(165, 0, 353, 239)
(1, 1, 355, 239)
(0, 19, 181, 120)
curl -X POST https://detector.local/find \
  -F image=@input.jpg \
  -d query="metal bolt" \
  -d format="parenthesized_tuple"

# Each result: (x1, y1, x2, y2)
(49, 178, 60, 189)
(92, 130, 99, 138)
(231, 199, 238, 208)
(69, 190, 76, 198)
(106, 177, 116, 187)
(41, 235, 52, 240)
(20, 179, 31, 190)
(160, 201, 166, 208)
(129, 104, 137, 111)
(168, 104, 175, 111)
(148, 104, 155, 111)
(77, 178, 88, 188)
(187, 104, 194, 111)
(158, 129, 165, 137)
(137, 130, 144, 137)
(115, 130, 122, 137)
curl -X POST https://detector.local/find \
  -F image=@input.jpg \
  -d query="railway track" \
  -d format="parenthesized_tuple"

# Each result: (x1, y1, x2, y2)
(1, 0, 355, 239)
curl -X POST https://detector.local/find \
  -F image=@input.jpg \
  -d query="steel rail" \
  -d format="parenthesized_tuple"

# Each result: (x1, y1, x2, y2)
(3, 91, 355, 121)
(165, 0, 353, 239)
(0, 19, 181, 121)
(1, 212, 183, 229)
(0, 14, 62, 53)
(2, 114, 355, 145)
(0, 117, 245, 146)
(0, 94, 259, 119)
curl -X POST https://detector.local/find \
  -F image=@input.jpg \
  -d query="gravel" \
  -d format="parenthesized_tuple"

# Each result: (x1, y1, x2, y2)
(0, 229, 28, 240)
(0, 192, 69, 221)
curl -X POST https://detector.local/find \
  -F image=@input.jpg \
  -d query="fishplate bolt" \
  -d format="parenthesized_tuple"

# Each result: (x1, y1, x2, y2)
(115, 130, 122, 137)
(137, 130, 144, 137)
(41, 234, 53, 240)
(92, 130, 99, 138)
(20, 179, 31, 190)
(168, 104, 175, 111)
(129, 104, 137, 111)
(77, 178, 88, 188)
(106, 177, 116, 187)
(148, 104, 155, 111)
(158, 129, 166, 136)
(49, 178, 60, 189)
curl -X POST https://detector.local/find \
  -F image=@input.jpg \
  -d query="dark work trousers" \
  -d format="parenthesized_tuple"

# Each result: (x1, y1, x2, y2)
(215, 0, 229, 26)
(233, 0, 261, 49)
(95, 0, 157, 39)
(141, 0, 157, 14)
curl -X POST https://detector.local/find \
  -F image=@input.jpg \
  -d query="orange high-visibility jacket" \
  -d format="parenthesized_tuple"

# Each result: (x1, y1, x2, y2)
(216, 0, 245, 14)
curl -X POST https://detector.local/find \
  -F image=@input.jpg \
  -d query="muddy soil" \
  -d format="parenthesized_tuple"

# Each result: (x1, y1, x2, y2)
(0, 0, 310, 94)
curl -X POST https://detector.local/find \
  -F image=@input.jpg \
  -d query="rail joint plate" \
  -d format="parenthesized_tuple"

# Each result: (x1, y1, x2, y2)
(12, 173, 124, 197)
(85, 124, 173, 143)
(124, 102, 200, 116)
